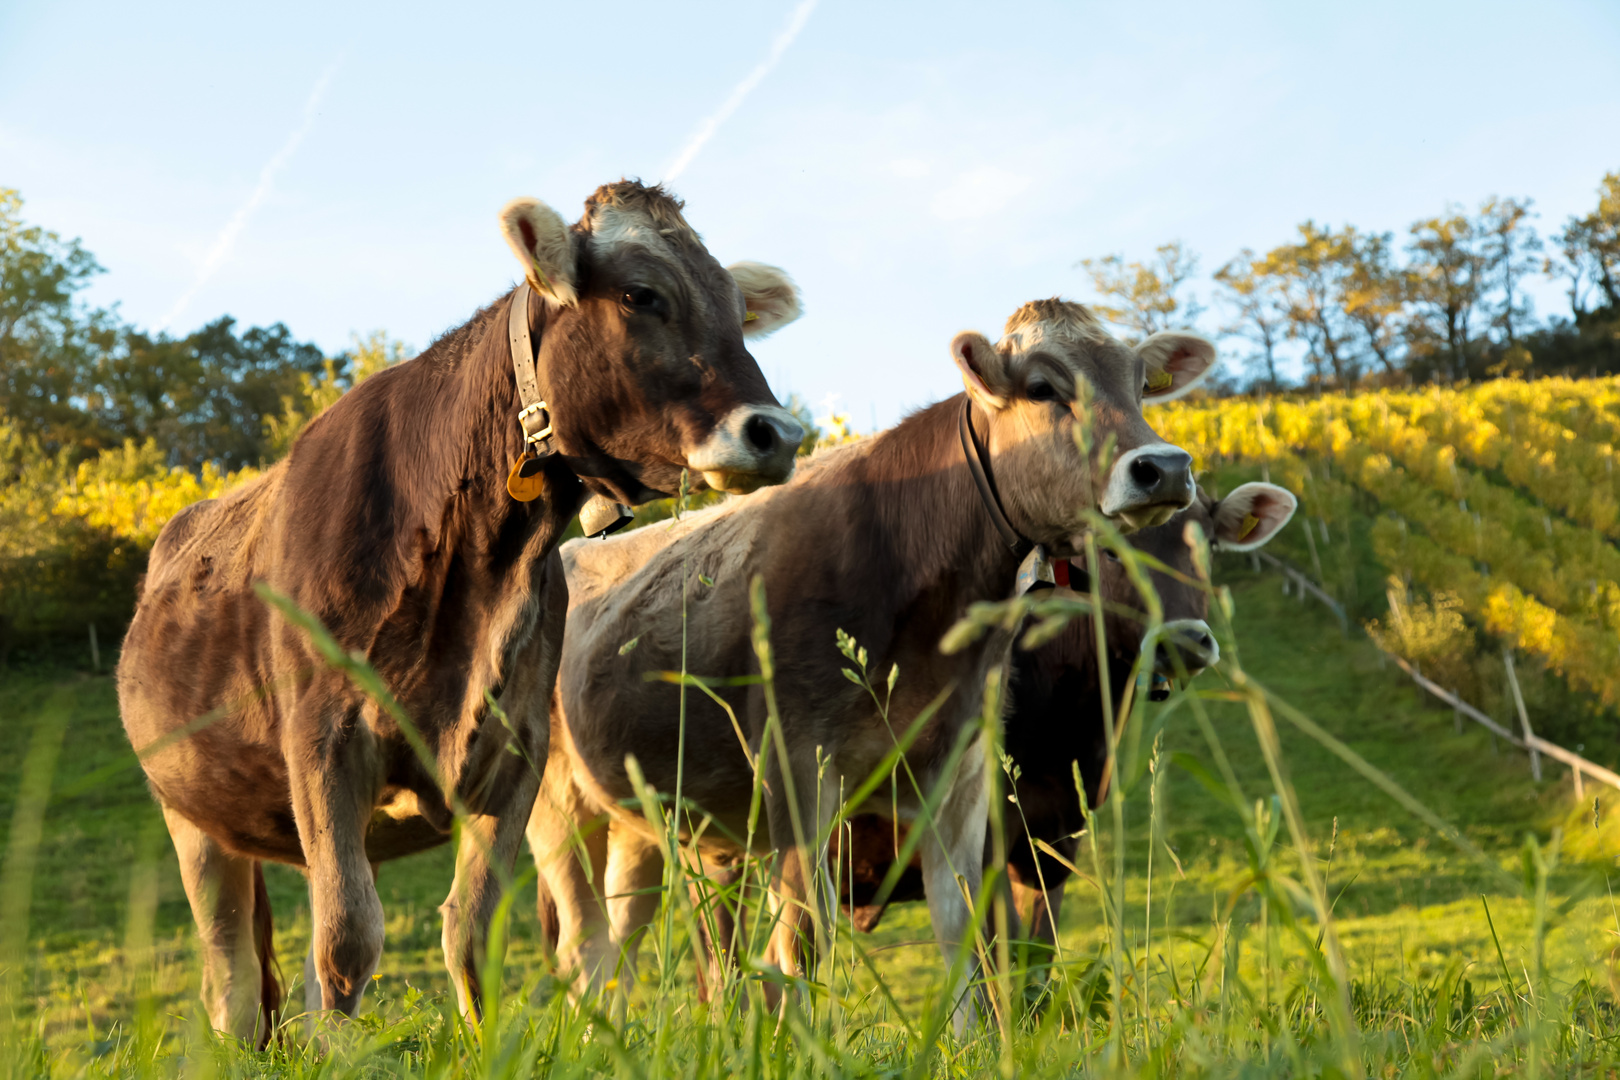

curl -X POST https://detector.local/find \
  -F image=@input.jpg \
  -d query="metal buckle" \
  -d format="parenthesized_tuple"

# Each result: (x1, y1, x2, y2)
(518, 401, 553, 446)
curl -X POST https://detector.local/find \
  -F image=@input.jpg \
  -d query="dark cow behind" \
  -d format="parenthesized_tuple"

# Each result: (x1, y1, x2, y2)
(825, 482, 1297, 945)
(117, 181, 805, 1044)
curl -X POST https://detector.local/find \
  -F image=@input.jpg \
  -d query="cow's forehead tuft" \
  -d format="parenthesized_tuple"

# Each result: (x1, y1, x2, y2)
(1002, 298, 1111, 346)
(581, 180, 701, 247)
(998, 299, 1130, 380)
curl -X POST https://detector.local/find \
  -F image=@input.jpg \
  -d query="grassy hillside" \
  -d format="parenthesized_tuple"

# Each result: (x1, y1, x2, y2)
(2, 541, 1613, 1075)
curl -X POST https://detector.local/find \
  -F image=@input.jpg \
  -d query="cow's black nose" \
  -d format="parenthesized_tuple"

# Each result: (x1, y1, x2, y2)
(1130, 455, 1163, 491)
(1129, 448, 1193, 501)
(744, 414, 779, 453)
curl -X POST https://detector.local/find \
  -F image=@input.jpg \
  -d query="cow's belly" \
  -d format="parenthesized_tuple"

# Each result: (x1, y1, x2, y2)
(365, 794, 456, 862)
(119, 570, 308, 860)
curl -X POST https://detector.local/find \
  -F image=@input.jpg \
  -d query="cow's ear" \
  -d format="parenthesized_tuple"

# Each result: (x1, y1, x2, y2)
(1138, 331, 1215, 403)
(729, 262, 802, 338)
(1211, 482, 1297, 551)
(952, 331, 1013, 411)
(499, 197, 579, 307)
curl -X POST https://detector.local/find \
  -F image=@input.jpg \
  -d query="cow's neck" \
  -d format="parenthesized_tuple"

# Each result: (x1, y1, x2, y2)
(863, 393, 1025, 617)
(417, 293, 582, 535)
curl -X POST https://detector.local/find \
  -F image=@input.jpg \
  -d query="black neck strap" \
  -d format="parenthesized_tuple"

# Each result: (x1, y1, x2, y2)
(958, 397, 1034, 559)
(958, 397, 1095, 594)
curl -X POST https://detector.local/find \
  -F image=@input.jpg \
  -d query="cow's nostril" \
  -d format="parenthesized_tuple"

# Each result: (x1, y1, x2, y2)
(744, 414, 777, 454)
(1129, 457, 1163, 492)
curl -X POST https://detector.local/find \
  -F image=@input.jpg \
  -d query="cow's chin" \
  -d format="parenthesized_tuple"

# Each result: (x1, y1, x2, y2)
(702, 469, 770, 495)
(1114, 502, 1183, 532)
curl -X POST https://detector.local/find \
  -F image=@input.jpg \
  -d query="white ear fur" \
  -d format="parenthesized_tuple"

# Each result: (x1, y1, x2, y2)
(728, 261, 803, 338)
(1138, 331, 1216, 403)
(951, 331, 1009, 410)
(1211, 482, 1297, 551)
(499, 197, 579, 307)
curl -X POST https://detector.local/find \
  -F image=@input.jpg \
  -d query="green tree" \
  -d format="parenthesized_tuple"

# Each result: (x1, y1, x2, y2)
(1554, 172, 1620, 317)
(92, 318, 327, 470)
(1339, 228, 1408, 379)
(1214, 248, 1289, 390)
(0, 188, 118, 453)
(1479, 195, 1541, 347)
(1079, 240, 1204, 341)
(1267, 222, 1356, 387)
(1, 189, 335, 468)
(1407, 210, 1485, 381)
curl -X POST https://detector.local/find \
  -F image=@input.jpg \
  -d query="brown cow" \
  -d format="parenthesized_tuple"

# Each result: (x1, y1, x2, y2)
(526, 299, 1212, 1030)
(828, 481, 1297, 947)
(116, 181, 805, 1044)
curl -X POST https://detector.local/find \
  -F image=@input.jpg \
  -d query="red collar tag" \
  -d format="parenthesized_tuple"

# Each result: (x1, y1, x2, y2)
(1052, 559, 1071, 588)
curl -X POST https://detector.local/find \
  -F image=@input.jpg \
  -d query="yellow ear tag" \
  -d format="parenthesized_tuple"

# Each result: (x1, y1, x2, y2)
(1146, 370, 1175, 393)
(744, 311, 760, 323)
(1238, 513, 1261, 541)
(507, 453, 547, 502)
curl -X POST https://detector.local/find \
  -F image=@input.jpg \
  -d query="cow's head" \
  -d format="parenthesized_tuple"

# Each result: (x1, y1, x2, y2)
(953, 299, 1211, 553)
(1109, 481, 1296, 686)
(499, 181, 804, 503)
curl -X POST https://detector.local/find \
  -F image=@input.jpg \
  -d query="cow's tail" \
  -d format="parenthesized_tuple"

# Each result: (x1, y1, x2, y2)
(252, 861, 283, 1049)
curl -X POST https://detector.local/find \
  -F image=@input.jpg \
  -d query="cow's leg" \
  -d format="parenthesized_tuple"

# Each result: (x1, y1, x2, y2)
(603, 824, 666, 991)
(691, 861, 744, 1003)
(441, 765, 543, 1017)
(763, 755, 839, 984)
(302, 861, 380, 1016)
(1013, 864, 1070, 949)
(920, 734, 989, 1035)
(163, 805, 267, 1042)
(527, 768, 612, 992)
(303, 939, 320, 1015)
(287, 696, 385, 1018)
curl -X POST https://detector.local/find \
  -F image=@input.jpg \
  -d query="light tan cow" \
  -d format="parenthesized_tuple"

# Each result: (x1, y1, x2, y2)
(527, 299, 1213, 1030)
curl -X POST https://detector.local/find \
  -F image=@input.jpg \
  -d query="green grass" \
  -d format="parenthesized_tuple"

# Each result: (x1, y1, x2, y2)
(2, 552, 1617, 1077)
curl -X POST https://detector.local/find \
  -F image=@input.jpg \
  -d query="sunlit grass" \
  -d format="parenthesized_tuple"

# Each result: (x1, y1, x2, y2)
(3, 556, 1616, 1076)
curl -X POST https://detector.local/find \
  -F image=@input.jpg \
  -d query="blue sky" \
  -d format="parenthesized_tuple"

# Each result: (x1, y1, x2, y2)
(3, 0, 1617, 428)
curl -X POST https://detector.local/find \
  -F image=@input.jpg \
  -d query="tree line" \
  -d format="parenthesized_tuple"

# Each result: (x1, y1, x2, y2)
(1, 188, 406, 471)
(0, 188, 409, 660)
(1080, 171, 1620, 390)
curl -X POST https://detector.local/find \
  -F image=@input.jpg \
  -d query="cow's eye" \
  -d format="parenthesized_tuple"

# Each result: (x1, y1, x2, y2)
(1027, 379, 1059, 402)
(1102, 547, 1122, 562)
(623, 287, 662, 313)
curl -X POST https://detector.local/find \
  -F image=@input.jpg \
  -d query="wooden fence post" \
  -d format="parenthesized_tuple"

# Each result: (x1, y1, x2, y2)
(88, 622, 100, 673)
(1574, 765, 1585, 801)
(1503, 649, 1541, 782)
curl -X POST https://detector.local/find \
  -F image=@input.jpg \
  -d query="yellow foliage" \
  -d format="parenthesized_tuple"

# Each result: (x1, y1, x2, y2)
(1365, 576, 1475, 689)
(54, 453, 255, 546)
(815, 412, 864, 450)
(1160, 378, 1620, 705)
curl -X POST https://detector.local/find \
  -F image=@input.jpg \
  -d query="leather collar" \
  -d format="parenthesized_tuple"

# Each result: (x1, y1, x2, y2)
(958, 397, 1033, 559)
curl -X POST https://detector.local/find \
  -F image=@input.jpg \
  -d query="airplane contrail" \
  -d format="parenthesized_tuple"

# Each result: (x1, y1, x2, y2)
(158, 61, 340, 332)
(662, 0, 819, 183)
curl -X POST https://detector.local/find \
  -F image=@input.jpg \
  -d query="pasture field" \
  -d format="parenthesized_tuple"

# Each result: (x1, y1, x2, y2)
(11, 375, 1620, 1076)
(3, 483, 1618, 1077)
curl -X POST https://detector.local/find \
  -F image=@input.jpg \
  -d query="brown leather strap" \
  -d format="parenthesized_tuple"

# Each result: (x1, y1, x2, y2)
(507, 283, 554, 455)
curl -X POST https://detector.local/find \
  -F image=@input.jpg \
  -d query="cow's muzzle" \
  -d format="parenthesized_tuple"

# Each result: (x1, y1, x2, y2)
(686, 405, 804, 494)
(1152, 618, 1220, 678)
(1101, 444, 1195, 530)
